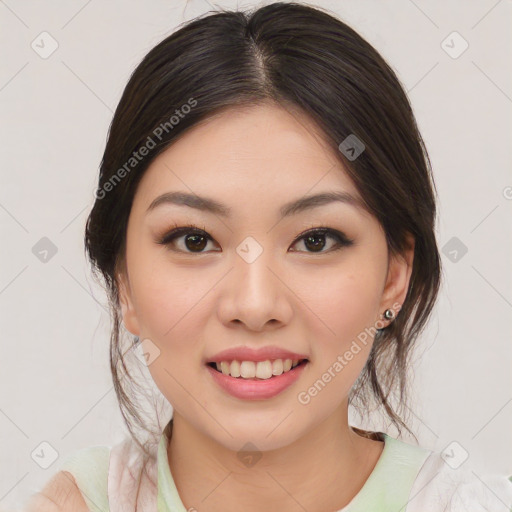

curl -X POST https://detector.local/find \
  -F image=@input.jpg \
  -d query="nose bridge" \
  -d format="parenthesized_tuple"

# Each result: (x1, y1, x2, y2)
(218, 234, 291, 329)
(234, 234, 278, 302)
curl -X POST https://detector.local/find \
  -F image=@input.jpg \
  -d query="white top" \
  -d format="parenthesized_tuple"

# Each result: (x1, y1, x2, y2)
(55, 423, 512, 511)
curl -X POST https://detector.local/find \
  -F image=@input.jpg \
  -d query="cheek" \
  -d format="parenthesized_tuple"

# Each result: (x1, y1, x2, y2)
(330, 275, 381, 334)
(125, 252, 209, 356)
(130, 264, 213, 408)
(130, 254, 211, 340)
(296, 269, 383, 408)
(304, 259, 384, 360)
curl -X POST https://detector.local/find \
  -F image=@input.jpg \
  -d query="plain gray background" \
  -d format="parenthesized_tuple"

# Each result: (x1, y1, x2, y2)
(1, 0, 511, 510)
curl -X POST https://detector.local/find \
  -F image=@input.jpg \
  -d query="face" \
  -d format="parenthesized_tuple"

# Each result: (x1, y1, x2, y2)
(117, 103, 413, 452)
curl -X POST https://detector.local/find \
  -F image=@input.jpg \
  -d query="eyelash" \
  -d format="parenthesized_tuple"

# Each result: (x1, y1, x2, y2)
(156, 223, 354, 255)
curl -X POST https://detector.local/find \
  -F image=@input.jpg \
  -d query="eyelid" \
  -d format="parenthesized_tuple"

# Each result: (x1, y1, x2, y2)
(156, 223, 212, 246)
(293, 226, 353, 244)
(290, 226, 354, 252)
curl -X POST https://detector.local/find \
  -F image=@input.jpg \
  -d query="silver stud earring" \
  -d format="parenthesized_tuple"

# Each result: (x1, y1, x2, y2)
(383, 309, 395, 321)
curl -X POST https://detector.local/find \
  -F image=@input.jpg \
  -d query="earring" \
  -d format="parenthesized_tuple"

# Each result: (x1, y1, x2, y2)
(383, 309, 395, 321)
(376, 308, 397, 331)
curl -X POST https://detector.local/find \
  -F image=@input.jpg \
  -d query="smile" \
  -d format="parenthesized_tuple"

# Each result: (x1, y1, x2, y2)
(205, 359, 309, 400)
(208, 358, 308, 380)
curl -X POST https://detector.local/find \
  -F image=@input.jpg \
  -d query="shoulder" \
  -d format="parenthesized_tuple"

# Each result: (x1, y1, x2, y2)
(407, 449, 512, 511)
(25, 470, 89, 512)
(26, 445, 111, 512)
(24, 436, 160, 512)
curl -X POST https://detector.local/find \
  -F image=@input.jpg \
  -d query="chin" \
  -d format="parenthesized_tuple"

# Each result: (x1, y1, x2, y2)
(201, 413, 307, 453)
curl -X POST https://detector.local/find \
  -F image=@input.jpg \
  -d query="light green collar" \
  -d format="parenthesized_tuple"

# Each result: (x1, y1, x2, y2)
(156, 429, 431, 511)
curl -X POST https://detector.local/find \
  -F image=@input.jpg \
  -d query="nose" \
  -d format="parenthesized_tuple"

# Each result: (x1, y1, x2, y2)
(216, 245, 293, 332)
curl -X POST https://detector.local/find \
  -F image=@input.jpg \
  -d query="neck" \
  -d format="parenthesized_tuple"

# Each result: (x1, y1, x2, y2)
(166, 405, 384, 512)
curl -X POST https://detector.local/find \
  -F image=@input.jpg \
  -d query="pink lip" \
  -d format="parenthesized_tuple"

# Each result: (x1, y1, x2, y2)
(206, 361, 308, 400)
(206, 346, 309, 364)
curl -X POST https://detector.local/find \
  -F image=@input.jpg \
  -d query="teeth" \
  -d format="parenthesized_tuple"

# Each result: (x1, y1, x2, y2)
(240, 361, 256, 378)
(272, 359, 283, 375)
(220, 361, 230, 376)
(213, 358, 305, 380)
(230, 360, 241, 378)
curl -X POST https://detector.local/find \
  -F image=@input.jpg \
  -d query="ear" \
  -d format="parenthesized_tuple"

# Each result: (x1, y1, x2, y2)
(377, 233, 415, 327)
(117, 270, 140, 336)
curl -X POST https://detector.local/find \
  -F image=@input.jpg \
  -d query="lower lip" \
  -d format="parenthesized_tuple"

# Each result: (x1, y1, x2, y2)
(206, 361, 308, 400)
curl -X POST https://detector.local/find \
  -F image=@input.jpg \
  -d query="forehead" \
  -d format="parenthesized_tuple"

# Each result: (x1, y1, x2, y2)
(133, 103, 363, 214)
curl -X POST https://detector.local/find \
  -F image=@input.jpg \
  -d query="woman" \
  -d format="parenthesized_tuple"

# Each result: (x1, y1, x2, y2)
(26, 2, 512, 511)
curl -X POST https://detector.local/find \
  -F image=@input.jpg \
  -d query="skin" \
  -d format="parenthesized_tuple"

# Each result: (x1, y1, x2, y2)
(117, 102, 414, 512)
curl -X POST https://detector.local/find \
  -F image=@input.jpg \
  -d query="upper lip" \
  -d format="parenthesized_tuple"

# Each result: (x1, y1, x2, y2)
(206, 346, 309, 364)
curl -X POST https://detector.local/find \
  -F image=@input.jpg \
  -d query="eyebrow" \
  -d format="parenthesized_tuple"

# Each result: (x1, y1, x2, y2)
(146, 190, 365, 219)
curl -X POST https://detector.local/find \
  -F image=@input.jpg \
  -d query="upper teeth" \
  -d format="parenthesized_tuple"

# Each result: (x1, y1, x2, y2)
(215, 359, 302, 379)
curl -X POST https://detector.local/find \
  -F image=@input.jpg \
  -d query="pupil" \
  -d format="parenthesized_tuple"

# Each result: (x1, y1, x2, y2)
(185, 234, 207, 251)
(305, 234, 325, 252)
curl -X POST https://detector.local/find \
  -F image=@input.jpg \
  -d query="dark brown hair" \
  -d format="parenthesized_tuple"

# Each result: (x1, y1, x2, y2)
(85, 1, 442, 453)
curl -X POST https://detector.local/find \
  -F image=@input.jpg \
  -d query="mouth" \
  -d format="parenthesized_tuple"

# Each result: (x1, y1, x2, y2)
(206, 358, 309, 380)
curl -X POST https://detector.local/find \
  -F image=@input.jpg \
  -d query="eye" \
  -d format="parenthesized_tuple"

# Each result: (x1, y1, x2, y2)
(156, 224, 354, 254)
(156, 223, 218, 253)
(290, 227, 354, 254)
